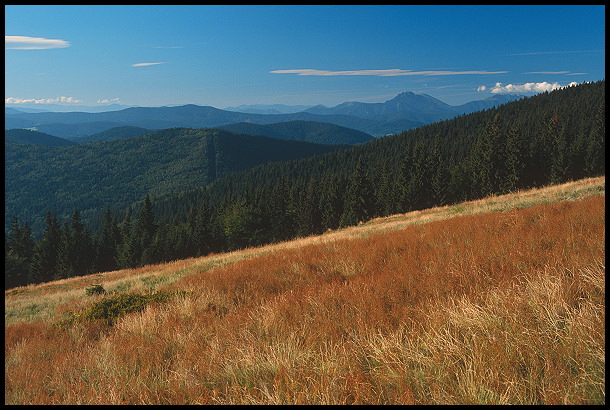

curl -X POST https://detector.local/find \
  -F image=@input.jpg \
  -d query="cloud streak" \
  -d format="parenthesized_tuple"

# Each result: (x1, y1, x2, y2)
(5, 35, 70, 50)
(132, 62, 167, 67)
(271, 68, 508, 76)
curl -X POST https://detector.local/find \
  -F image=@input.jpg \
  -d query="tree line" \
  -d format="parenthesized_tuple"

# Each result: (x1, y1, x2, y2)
(5, 80, 605, 289)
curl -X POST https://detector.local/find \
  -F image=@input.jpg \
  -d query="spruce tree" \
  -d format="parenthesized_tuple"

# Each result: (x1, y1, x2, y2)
(116, 210, 136, 269)
(319, 174, 342, 230)
(5, 216, 35, 288)
(339, 156, 373, 228)
(31, 211, 61, 284)
(499, 127, 523, 193)
(96, 208, 119, 273)
(136, 194, 157, 266)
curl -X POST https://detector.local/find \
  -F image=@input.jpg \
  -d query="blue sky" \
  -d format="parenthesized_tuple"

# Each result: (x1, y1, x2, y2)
(5, 5, 605, 109)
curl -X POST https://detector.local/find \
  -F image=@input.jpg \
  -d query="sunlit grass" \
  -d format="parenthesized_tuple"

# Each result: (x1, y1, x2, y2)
(5, 176, 605, 404)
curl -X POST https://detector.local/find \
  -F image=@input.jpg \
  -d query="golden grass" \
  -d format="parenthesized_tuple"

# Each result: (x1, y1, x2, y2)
(5, 176, 605, 404)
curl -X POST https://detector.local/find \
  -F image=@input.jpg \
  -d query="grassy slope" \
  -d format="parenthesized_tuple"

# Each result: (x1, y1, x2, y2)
(5, 176, 605, 404)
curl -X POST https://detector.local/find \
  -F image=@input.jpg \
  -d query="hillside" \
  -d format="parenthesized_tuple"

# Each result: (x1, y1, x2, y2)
(4, 128, 77, 147)
(217, 120, 374, 145)
(5, 81, 604, 288)
(70, 126, 153, 143)
(5, 128, 348, 235)
(5, 176, 605, 404)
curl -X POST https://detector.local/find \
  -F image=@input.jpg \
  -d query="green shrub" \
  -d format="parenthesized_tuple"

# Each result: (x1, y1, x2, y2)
(85, 284, 106, 296)
(58, 289, 186, 327)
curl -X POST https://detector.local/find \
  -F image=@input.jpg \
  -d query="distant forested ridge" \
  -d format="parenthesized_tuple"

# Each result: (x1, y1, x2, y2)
(4, 91, 520, 138)
(5, 80, 604, 289)
(4, 129, 77, 147)
(217, 120, 374, 145)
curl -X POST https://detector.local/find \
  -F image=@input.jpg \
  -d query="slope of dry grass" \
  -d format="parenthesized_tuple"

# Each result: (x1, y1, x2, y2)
(5, 176, 605, 404)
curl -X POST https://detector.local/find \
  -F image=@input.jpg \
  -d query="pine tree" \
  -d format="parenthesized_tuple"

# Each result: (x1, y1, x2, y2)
(55, 221, 74, 280)
(96, 208, 119, 273)
(339, 156, 374, 227)
(584, 104, 605, 176)
(375, 158, 395, 217)
(468, 113, 501, 198)
(136, 194, 157, 266)
(71, 209, 94, 276)
(5, 216, 35, 288)
(116, 210, 137, 269)
(31, 210, 61, 284)
(296, 178, 321, 237)
(188, 194, 212, 256)
(404, 139, 429, 210)
(319, 174, 342, 230)
(499, 127, 523, 193)
(268, 178, 293, 242)
(223, 199, 255, 250)
(549, 115, 568, 184)
(397, 145, 415, 213)
(429, 136, 449, 206)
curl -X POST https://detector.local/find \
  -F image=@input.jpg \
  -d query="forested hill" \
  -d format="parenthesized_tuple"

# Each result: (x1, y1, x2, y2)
(217, 120, 374, 145)
(5, 129, 76, 147)
(5, 128, 348, 235)
(5, 80, 604, 288)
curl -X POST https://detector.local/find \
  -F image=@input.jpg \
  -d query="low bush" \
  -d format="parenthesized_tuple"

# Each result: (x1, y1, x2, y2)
(58, 289, 186, 327)
(85, 284, 106, 296)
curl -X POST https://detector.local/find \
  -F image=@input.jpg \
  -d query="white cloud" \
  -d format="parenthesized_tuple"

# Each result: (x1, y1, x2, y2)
(5, 96, 80, 104)
(131, 62, 167, 67)
(271, 68, 508, 76)
(5, 35, 70, 50)
(488, 81, 579, 94)
(477, 85, 487, 91)
(97, 98, 121, 104)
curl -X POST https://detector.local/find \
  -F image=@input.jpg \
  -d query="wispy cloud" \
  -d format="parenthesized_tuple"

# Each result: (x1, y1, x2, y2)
(5, 35, 70, 50)
(131, 62, 167, 67)
(5, 96, 80, 104)
(271, 68, 508, 76)
(482, 81, 579, 94)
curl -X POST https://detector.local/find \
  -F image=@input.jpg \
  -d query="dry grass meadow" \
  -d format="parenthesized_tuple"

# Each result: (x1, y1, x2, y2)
(5, 176, 605, 404)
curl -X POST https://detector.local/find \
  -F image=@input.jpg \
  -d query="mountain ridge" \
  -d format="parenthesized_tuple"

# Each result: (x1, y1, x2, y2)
(5, 92, 523, 138)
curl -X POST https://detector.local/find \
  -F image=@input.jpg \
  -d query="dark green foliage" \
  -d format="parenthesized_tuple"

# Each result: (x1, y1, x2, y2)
(58, 289, 185, 327)
(85, 283, 106, 296)
(5, 128, 346, 236)
(30, 211, 62, 284)
(5, 128, 76, 146)
(95, 208, 120, 273)
(72, 126, 152, 143)
(218, 120, 373, 145)
(340, 156, 374, 227)
(5, 216, 35, 289)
